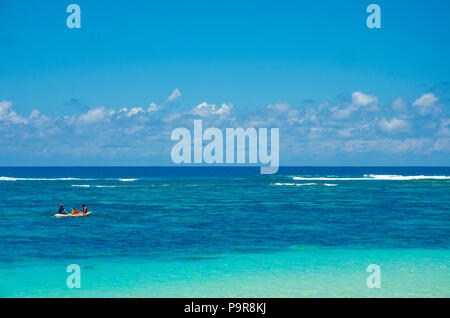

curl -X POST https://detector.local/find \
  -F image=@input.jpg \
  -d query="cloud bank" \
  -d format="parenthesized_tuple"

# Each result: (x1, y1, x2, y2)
(0, 90, 448, 165)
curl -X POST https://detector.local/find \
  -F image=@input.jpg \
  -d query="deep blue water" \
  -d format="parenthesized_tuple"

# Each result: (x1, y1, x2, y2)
(0, 166, 449, 266)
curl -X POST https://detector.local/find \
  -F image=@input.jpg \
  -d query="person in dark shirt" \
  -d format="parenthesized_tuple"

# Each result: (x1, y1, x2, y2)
(58, 204, 67, 214)
(82, 204, 88, 214)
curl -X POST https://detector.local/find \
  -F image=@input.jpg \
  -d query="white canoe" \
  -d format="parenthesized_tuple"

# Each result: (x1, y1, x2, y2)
(54, 212, 92, 218)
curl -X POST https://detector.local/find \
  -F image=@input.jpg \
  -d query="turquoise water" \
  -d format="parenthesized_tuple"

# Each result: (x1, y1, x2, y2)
(0, 167, 449, 297)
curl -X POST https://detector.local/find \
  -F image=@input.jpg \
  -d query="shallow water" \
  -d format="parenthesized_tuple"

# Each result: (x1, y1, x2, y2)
(0, 167, 449, 297)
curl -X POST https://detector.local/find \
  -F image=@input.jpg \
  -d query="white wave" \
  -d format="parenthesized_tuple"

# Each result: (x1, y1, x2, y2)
(293, 174, 450, 181)
(324, 183, 338, 186)
(272, 182, 317, 186)
(1, 176, 142, 182)
(293, 177, 368, 181)
(364, 174, 450, 180)
(72, 184, 120, 188)
(1, 176, 89, 181)
(0, 177, 24, 181)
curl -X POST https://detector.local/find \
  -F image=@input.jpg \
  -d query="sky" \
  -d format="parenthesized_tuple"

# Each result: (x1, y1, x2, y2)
(0, 0, 449, 165)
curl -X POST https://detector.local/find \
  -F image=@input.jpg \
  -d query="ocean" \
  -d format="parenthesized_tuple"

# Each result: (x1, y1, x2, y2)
(0, 166, 449, 297)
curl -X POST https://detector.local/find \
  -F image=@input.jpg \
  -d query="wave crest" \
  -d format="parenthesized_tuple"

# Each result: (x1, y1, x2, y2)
(292, 174, 450, 181)
(1, 176, 88, 181)
(272, 183, 317, 186)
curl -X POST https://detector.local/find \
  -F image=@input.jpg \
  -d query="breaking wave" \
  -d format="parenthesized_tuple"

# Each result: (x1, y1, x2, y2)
(95, 185, 119, 188)
(72, 185, 120, 188)
(0, 176, 89, 181)
(292, 174, 450, 181)
(0, 176, 138, 182)
(272, 183, 318, 186)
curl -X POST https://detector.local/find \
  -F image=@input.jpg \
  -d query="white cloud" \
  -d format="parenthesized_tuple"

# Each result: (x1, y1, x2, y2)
(379, 117, 409, 132)
(1, 89, 448, 164)
(214, 103, 233, 116)
(308, 126, 325, 138)
(119, 107, 146, 118)
(392, 97, 407, 112)
(147, 102, 160, 112)
(437, 118, 450, 136)
(168, 88, 181, 102)
(338, 127, 354, 138)
(352, 91, 378, 106)
(190, 102, 212, 117)
(413, 93, 438, 107)
(125, 125, 145, 135)
(337, 123, 370, 138)
(163, 112, 182, 123)
(331, 106, 355, 120)
(343, 138, 430, 154)
(267, 102, 290, 113)
(332, 91, 379, 119)
(29, 109, 41, 119)
(412, 93, 439, 115)
(0, 101, 12, 118)
(118, 103, 161, 118)
(78, 107, 113, 123)
(0, 101, 31, 124)
(265, 103, 303, 125)
(432, 138, 450, 152)
(190, 102, 233, 117)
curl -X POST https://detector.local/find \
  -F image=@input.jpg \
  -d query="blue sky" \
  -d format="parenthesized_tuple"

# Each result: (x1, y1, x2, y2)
(0, 0, 449, 165)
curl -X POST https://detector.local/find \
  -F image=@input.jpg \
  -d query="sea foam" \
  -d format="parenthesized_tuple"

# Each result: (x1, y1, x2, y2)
(1, 176, 88, 181)
(0, 176, 143, 182)
(95, 185, 119, 188)
(292, 174, 450, 181)
(272, 182, 317, 186)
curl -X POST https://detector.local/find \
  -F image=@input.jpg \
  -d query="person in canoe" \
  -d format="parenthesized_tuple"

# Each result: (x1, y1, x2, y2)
(58, 204, 68, 215)
(71, 208, 79, 215)
(82, 204, 88, 214)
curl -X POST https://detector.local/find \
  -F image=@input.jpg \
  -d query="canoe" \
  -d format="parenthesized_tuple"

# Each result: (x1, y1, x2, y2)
(54, 212, 92, 218)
